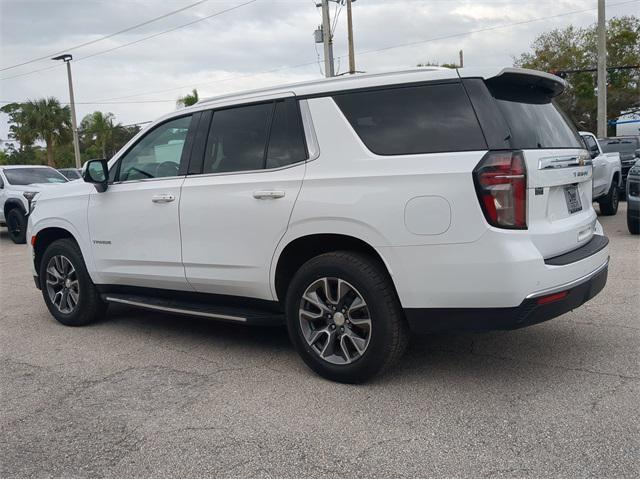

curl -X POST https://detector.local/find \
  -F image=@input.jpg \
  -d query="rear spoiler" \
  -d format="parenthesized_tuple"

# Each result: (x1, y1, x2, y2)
(488, 68, 566, 98)
(458, 67, 567, 98)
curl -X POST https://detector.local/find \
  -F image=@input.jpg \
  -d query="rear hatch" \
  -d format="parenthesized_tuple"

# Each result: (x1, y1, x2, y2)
(467, 70, 596, 258)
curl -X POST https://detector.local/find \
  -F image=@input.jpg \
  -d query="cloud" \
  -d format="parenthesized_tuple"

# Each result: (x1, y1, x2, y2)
(0, 0, 636, 143)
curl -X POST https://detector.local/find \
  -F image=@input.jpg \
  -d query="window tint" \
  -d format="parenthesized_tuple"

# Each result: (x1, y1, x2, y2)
(599, 138, 639, 154)
(3, 167, 68, 185)
(486, 81, 582, 149)
(266, 100, 307, 169)
(203, 103, 272, 174)
(117, 115, 192, 181)
(333, 82, 486, 155)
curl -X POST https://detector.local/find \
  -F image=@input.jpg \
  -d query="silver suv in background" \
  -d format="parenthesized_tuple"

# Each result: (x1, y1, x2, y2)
(580, 131, 621, 215)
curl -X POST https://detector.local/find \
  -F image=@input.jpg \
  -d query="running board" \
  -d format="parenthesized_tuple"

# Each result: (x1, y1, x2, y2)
(102, 293, 284, 326)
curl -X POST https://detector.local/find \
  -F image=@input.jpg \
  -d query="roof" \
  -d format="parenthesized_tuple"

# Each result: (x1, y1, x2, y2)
(194, 66, 565, 108)
(0, 164, 54, 170)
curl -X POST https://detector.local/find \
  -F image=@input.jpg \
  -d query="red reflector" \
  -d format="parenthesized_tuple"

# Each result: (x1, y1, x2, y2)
(30, 235, 37, 247)
(537, 291, 568, 305)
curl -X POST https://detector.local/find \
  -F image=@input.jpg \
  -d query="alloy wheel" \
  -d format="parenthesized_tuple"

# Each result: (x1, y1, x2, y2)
(45, 255, 80, 314)
(298, 277, 372, 365)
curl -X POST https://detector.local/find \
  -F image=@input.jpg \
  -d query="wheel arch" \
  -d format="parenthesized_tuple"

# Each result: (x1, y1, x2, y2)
(33, 227, 80, 284)
(3, 198, 27, 218)
(272, 233, 397, 304)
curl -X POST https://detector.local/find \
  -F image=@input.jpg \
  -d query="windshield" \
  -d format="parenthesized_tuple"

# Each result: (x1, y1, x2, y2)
(487, 81, 583, 149)
(599, 138, 639, 154)
(59, 168, 82, 180)
(3, 167, 68, 185)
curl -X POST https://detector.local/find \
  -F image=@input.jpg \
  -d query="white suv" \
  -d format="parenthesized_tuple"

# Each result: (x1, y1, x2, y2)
(0, 165, 68, 244)
(27, 68, 609, 382)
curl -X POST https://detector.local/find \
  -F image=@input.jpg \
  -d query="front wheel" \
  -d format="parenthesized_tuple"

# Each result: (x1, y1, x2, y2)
(286, 251, 409, 383)
(40, 238, 107, 326)
(6, 208, 27, 244)
(598, 181, 619, 216)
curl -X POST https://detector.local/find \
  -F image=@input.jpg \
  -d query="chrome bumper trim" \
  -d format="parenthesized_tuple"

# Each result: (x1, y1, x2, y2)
(525, 258, 609, 299)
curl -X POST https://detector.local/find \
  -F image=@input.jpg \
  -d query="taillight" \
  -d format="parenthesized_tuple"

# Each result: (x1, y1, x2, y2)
(473, 150, 527, 229)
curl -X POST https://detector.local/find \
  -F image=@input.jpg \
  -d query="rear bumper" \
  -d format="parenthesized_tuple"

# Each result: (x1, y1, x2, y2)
(405, 259, 608, 333)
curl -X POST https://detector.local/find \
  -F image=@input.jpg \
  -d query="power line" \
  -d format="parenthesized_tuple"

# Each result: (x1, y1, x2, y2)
(0, 0, 213, 72)
(97, 0, 639, 103)
(0, 0, 260, 81)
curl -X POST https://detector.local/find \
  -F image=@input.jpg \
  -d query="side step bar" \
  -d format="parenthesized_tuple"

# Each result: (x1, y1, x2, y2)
(102, 293, 285, 326)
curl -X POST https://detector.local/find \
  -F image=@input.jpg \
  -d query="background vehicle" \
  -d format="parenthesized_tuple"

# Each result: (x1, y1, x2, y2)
(580, 131, 621, 215)
(598, 136, 640, 192)
(627, 160, 640, 234)
(28, 67, 609, 383)
(57, 168, 83, 180)
(0, 166, 68, 244)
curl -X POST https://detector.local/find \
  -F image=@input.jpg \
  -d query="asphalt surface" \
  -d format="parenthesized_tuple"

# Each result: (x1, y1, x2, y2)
(1, 204, 638, 478)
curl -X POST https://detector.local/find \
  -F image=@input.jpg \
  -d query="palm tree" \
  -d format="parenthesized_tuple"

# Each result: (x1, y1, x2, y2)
(25, 98, 71, 167)
(176, 89, 199, 108)
(81, 111, 117, 158)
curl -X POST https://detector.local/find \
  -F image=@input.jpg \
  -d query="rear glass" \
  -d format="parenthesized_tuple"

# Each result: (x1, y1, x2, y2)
(333, 82, 487, 155)
(3, 168, 68, 185)
(599, 138, 639, 154)
(487, 82, 582, 149)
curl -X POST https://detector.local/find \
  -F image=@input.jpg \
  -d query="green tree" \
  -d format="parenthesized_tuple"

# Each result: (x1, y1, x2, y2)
(176, 89, 199, 108)
(24, 97, 71, 167)
(0, 102, 37, 153)
(514, 16, 640, 134)
(80, 111, 117, 158)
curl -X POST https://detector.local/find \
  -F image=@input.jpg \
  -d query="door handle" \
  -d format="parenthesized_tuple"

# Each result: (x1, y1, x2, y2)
(151, 194, 176, 203)
(253, 190, 285, 199)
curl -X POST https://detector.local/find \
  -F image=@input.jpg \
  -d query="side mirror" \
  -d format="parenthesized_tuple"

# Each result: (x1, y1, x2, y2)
(635, 149, 640, 159)
(83, 159, 109, 192)
(590, 147, 599, 159)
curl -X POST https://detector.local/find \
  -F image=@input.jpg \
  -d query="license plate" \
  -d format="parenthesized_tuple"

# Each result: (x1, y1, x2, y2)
(564, 185, 582, 214)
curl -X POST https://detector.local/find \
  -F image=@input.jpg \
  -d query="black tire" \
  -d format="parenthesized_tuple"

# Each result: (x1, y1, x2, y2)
(628, 209, 640, 235)
(39, 238, 107, 326)
(598, 181, 619, 216)
(285, 251, 409, 383)
(6, 208, 27, 244)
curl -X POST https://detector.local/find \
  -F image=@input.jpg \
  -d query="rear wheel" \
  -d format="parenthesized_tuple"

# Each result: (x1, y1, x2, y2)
(286, 251, 409, 383)
(598, 181, 619, 216)
(40, 238, 107, 326)
(6, 208, 27, 244)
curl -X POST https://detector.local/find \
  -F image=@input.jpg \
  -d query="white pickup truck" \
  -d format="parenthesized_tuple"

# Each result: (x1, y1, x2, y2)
(580, 131, 622, 215)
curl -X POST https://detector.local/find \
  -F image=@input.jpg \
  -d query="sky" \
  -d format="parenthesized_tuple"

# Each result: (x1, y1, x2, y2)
(1, 0, 638, 144)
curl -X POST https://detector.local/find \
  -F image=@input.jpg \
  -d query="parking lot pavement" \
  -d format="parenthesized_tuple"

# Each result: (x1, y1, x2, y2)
(0, 205, 638, 479)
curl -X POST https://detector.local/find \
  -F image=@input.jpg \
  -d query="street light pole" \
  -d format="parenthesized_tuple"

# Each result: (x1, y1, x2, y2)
(52, 54, 81, 169)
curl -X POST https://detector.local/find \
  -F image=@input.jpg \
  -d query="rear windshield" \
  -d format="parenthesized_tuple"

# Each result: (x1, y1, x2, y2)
(3, 167, 68, 185)
(599, 138, 639, 154)
(487, 82, 582, 149)
(333, 82, 487, 155)
(59, 168, 82, 180)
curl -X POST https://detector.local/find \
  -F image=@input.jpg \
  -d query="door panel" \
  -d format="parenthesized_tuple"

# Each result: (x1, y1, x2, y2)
(88, 114, 196, 289)
(88, 178, 189, 289)
(180, 98, 307, 300)
(180, 165, 305, 299)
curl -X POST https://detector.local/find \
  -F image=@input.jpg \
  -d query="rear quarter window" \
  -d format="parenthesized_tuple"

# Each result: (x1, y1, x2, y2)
(333, 82, 487, 155)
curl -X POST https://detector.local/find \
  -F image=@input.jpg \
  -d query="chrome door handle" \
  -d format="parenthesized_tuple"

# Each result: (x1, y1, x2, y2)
(253, 190, 285, 199)
(151, 194, 176, 203)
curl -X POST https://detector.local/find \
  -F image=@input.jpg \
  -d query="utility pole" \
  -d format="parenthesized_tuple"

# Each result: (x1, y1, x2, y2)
(320, 0, 335, 77)
(597, 0, 607, 137)
(346, 0, 356, 74)
(52, 54, 81, 168)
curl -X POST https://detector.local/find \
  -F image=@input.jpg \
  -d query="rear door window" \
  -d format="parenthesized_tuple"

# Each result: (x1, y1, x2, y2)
(333, 82, 487, 155)
(266, 100, 307, 169)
